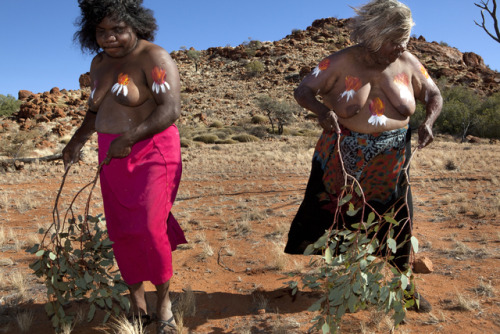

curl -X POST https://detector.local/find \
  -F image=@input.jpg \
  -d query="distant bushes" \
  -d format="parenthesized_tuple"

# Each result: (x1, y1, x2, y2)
(0, 94, 22, 117)
(410, 84, 500, 140)
(245, 60, 264, 77)
(242, 39, 262, 57)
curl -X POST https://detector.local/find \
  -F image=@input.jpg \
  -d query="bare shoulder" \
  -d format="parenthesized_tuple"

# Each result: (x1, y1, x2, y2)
(327, 45, 360, 66)
(140, 41, 174, 64)
(400, 51, 424, 72)
(90, 53, 106, 72)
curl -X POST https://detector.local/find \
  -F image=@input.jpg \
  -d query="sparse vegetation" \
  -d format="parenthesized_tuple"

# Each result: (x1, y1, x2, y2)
(242, 38, 262, 57)
(0, 94, 22, 117)
(186, 48, 202, 72)
(255, 95, 300, 135)
(411, 85, 500, 140)
(245, 60, 265, 76)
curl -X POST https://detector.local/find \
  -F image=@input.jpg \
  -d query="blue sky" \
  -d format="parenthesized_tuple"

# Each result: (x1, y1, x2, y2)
(0, 0, 498, 97)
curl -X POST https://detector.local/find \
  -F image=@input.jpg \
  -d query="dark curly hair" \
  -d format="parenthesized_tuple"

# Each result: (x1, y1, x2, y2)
(74, 0, 158, 54)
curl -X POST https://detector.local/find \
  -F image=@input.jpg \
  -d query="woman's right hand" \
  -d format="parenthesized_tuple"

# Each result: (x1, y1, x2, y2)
(318, 110, 341, 133)
(62, 140, 84, 171)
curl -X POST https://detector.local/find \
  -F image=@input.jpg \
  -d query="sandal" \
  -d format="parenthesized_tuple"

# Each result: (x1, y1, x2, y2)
(157, 315, 177, 334)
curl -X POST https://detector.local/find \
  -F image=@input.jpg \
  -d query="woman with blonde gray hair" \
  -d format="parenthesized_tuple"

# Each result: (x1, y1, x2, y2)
(285, 0, 442, 312)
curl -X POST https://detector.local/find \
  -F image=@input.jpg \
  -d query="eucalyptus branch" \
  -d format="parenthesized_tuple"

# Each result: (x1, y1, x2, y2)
(28, 161, 128, 332)
(289, 132, 421, 333)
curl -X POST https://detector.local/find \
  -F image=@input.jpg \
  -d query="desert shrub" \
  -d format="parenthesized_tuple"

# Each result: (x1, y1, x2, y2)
(212, 131, 230, 139)
(436, 85, 483, 141)
(0, 94, 22, 117)
(0, 129, 42, 158)
(251, 114, 268, 124)
(215, 139, 238, 145)
(411, 85, 500, 140)
(193, 134, 218, 144)
(476, 92, 500, 138)
(249, 125, 269, 139)
(180, 138, 192, 148)
(243, 39, 262, 57)
(245, 60, 264, 77)
(255, 95, 300, 135)
(232, 134, 260, 142)
(209, 120, 224, 128)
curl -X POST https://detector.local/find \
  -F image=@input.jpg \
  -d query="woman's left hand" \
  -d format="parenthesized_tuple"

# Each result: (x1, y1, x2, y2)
(103, 136, 132, 164)
(417, 123, 434, 149)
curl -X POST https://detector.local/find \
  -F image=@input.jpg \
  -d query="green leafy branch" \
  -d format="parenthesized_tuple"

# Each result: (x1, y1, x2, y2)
(26, 163, 130, 332)
(287, 138, 421, 333)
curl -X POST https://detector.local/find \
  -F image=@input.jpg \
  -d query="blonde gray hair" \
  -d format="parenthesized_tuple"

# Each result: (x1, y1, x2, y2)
(350, 0, 415, 52)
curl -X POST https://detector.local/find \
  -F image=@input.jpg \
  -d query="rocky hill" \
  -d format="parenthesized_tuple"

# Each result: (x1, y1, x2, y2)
(6, 17, 500, 141)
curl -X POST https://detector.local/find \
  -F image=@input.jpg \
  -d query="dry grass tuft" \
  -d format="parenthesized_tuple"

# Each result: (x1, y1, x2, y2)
(234, 220, 252, 236)
(103, 315, 147, 334)
(472, 279, 496, 297)
(444, 241, 491, 259)
(172, 286, 196, 334)
(450, 292, 482, 312)
(15, 310, 34, 333)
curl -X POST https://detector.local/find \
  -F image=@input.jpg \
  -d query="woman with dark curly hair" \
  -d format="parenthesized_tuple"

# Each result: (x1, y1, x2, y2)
(63, 1, 186, 332)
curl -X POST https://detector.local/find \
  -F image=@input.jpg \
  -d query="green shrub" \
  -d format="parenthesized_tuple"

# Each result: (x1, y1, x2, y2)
(245, 60, 264, 77)
(0, 94, 22, 117)
(476, 92, 500, 138)
(193, 134, 218, 144)
(411, 85, 500, 140)
(232, 134, 260, 142)
(243, 39, 262, 57)
(437, 85, 483, 141)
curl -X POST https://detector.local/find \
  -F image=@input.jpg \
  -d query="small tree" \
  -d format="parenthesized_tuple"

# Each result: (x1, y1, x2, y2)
(255, 95, 298, 135)
(186, 48, 201, 72)
(475, 0, 500, 43)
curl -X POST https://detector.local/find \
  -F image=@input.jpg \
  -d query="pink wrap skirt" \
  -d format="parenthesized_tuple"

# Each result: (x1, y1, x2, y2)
(98, 125, 187, 285)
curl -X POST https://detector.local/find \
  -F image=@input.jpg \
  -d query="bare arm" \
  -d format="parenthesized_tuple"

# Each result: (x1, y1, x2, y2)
(294, 56, 340, 133)
(62, 109, 97, 170)
(410, 55, 443, 148)
(294, 84, 340, 133)
(418, 87, 442, 148)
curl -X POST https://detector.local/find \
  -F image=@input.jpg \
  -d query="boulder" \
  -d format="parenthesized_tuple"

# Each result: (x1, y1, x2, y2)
(18, 90, 34, 100)
(413, 256, 434, 274)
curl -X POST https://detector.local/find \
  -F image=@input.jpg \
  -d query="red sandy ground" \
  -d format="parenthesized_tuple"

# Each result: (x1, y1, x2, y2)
(0, 136, 499, 333)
